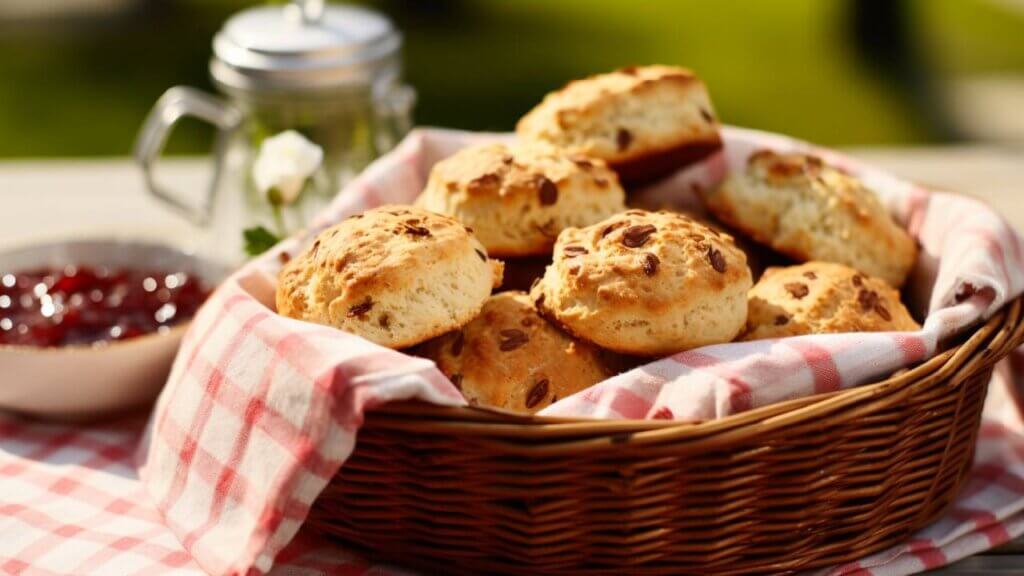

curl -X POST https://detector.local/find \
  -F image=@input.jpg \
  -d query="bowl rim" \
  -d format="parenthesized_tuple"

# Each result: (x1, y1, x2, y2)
(0, 322, 191, 355)
(0, 237, 225, 355)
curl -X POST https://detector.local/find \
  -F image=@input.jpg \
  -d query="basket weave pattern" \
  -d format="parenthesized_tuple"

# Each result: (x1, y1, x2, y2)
(308, 299, 1024, 575)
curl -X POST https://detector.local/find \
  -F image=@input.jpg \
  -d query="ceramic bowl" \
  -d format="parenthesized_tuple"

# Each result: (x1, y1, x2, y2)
(0, 239, 226, 420)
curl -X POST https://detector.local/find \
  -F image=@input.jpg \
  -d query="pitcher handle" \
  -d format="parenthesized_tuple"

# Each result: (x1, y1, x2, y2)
(134, 87, 242, 226)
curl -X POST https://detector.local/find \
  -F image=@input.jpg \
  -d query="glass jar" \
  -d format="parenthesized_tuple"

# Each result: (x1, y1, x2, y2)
(135, 0, 414, 264)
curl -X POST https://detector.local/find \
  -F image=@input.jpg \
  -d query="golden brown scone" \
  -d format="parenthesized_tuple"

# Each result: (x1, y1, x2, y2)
(276, 205, 503, 349)
(743, 262, 919, 341)
(702, 150, 917, 287)
(516, 65, 722, 185)
(415, 292, 612, 414)
(531, 210, 752, 357)
(415, 143, 626, 258)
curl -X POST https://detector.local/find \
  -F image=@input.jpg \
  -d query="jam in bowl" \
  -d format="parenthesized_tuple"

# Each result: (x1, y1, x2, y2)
(0, 239, 226, 420)
(0, 265, 211, 348)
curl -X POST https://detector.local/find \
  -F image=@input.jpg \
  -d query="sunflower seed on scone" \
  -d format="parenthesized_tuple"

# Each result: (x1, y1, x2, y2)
(743, 261, 919, 341)
(530, 209, 752, 357)
(415, 142, 625, 258)
(701, 150, 917, 287)
(516, 65, 722, 186)
(413, 291, 613, 414)
(276, 205, 503, 349)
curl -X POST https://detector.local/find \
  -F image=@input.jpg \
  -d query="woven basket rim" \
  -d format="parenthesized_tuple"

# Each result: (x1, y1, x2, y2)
(369, 297, 1024, 452)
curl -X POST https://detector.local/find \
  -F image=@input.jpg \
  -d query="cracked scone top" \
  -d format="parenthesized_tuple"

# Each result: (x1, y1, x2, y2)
(415, 142, 626, 257)
(276, 205, 503, 349)
(516, 65, 722, 185)
(415, 291, 613, 414)
(702, 150, 918, 287)
(743, 261, 919, 341)
(530, 209, 752, 356)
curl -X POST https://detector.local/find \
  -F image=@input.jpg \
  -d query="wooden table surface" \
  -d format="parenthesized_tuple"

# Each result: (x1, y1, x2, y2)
(0, 148, 1022, 574)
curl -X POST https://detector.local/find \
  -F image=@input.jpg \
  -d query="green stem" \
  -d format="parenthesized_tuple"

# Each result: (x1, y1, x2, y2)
(272, 204, 286, 237)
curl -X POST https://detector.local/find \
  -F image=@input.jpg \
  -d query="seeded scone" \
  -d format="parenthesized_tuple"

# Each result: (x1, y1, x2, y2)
(516, 65, 722, 185)
(702, 150, 917, 287)
(531, 210, 752, 357)
(743, 262, 919, 341)
(276, 205, 503, 349)
(415, 291, 612, 414)
(415, 142, 626, 258)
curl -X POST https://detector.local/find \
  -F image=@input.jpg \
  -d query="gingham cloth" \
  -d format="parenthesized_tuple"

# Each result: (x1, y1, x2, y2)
(5, 126, 1024, 575)
(0, 413, 413, 576)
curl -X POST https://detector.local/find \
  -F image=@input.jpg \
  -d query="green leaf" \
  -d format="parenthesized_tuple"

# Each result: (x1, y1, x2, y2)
(243, 226, 282, 257)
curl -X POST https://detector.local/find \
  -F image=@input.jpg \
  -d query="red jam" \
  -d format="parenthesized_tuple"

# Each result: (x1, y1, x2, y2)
(0, 265, 211, 348)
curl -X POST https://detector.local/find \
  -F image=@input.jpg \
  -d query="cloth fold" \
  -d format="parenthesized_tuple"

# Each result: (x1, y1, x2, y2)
(133, 127, 1024, 575)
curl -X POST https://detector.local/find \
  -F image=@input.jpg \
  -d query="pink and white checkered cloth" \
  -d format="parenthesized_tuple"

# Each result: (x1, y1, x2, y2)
(0, 413, 413, 575)
(4, 126, 1024, 575)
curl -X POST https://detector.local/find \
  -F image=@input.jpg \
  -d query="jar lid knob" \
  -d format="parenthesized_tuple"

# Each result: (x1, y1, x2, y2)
(287, 0, 325, 25)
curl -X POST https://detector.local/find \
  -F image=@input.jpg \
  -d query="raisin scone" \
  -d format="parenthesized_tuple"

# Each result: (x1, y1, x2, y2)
(516, 65, 722, 185)
(743, 261, 919, 341)
(276, 205, 503, 349)
(415, 142, 625, 258)
(415, 291, 613, 414)
(530, 210, 752, 356)
(702, 150, 917, 287)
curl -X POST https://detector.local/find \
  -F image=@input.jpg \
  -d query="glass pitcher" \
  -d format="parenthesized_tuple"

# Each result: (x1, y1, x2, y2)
(135, 0, 414, 264)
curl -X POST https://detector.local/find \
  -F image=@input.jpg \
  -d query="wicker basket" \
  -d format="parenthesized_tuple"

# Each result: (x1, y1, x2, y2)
(308, 297, 1024, 575)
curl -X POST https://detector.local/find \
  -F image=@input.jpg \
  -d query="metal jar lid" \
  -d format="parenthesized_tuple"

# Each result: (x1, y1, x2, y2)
(210, 0, 402, 92)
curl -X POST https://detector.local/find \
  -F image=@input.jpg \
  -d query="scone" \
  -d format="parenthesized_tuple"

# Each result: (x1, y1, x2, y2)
(416, 291, 612, 414)
(516, 65, 722, 185)
(415, 142, 626, 257)
(743, 261, 919, 341)
(531, 210, 752, 356)
(276, 205, 503, 349)
(702, 150, 917, 287)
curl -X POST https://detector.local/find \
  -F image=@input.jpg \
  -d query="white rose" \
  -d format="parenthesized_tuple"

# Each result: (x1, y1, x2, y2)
(252, 130, 324, 205)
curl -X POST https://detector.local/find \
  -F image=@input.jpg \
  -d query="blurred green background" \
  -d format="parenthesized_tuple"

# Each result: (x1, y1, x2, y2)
(2, 0, 1024, 157)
